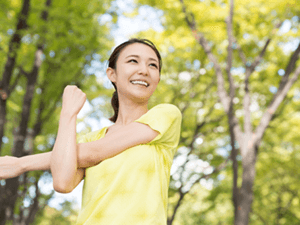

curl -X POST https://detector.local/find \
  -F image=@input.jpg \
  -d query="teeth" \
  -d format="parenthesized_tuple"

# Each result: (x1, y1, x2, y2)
(131, 80, 148, 87)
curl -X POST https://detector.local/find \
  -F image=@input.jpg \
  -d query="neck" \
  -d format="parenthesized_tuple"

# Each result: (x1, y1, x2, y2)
(115, 95, 149, 126)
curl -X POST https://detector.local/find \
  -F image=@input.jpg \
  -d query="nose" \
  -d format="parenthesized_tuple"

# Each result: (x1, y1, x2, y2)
(138, 63, 148, 76)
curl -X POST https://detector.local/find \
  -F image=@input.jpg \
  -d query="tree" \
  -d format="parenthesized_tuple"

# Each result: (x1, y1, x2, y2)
(132, 27, 230, 224)
(0, 0, 114, 224)
(134, 0, 300, 224)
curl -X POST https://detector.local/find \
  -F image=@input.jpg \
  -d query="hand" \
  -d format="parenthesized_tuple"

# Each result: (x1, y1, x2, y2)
(0, 156, 24, 180)
(61, 85, 86, 117)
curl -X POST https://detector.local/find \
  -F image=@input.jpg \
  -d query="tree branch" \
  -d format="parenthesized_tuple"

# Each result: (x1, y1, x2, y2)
(226, 5, 240, 213)
(179, 0, 229, 107)
(179, 0, 244, 150)
(7, 66, 28, 96)
(233, 37, 247, 65)
(254, 44, 300, 146)
(179, 80, 215, 144)
(226, 0, 234, 94)
(168, 157, 230, 225)
(243, 39, 272, 135)
(195, 157, 230, 184)
(17, 173, 28, 223)
(7, 75, 21, 97)
(245, 20, 283, 80)
(170, 96, 226, 224)
(278, 43, 300, 91)
(25, 178, 41, 224)
(246, 39, 271, 80)
(167, 190, 184, 225)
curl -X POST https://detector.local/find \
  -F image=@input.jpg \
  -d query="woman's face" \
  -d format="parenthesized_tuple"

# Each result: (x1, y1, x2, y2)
(107, 43, 160, 104)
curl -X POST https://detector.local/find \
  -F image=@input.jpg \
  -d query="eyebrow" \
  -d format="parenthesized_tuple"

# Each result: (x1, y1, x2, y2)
(125, 55, 158, 63)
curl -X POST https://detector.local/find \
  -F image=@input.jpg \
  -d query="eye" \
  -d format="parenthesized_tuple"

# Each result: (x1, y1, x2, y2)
(150, 63, 158, 68)
(128, 59, 138, 63)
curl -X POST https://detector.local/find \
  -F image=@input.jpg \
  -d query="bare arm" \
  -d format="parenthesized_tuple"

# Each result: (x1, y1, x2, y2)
(0, 152, 84, 193)
(1, 86, 159, 193)
(77, 121, 159, 168)
(0, 121, 158, 192)
(0, 154, 51, 180)
(52, 119, 158, 192)
(50, 85, 86, 193)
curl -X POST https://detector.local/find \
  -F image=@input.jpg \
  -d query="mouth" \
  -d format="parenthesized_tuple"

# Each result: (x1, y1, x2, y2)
(130, 80, 149, 87)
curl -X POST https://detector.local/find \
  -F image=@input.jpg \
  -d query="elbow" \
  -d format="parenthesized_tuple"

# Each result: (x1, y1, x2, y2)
(51, 165, 76, 193)
(53, 179, 74, 193)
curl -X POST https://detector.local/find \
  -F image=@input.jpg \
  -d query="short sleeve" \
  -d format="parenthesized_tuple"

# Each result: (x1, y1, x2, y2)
(135, 104, 182, 147)
(77, 127, 108, 144)
(77, 134, 88, 144)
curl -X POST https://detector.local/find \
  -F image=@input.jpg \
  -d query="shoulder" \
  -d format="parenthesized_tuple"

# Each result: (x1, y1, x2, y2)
(134, 103, 181, 144)
(136, 103, 182, 125)
(141, 104, 181, 146)
(148, 103, 182, 118)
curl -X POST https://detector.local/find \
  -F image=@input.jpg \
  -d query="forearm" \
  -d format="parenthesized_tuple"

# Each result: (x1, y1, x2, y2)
(17, 143, 99, 175)
(76, 122, 159, 168)
(19, 150, 92, 172)
(20, 152, 51, 172)
(51, 113, 78, 189)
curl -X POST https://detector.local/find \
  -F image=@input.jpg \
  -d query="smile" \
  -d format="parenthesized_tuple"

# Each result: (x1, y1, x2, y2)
(130, 80, 149, 87)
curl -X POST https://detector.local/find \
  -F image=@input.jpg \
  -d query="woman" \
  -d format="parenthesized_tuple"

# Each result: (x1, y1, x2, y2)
(0, 38, 182, 224)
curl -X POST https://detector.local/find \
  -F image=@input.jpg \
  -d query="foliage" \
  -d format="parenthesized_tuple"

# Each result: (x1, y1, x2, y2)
(1, 0, 300, 224)
(133, 0, 300, 224)
(33, 203, 78, 225)
(0, 0, 115, 223)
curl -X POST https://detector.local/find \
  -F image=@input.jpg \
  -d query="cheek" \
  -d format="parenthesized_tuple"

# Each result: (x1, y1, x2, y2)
(151, 79, 160, 91)
(155, 74, 160, 84)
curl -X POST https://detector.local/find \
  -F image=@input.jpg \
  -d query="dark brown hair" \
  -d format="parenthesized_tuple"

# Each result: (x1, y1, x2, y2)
(108, 38, 162, 122)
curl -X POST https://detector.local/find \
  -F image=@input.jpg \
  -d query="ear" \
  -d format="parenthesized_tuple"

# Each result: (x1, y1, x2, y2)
(106, 67, 117, 83)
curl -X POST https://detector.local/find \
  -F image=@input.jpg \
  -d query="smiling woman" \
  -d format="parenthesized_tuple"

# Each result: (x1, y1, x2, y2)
(107, 38, 162, 123)
(0, 38, 182, 225)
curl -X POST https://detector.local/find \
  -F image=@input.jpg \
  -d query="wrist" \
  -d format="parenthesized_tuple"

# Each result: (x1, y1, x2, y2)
(19, 152, 51, 172)
(60, 110, 77, 122)
(19, 156, 29, 173)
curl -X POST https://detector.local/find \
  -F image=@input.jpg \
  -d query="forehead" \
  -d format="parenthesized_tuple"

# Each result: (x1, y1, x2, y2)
(118, 43, 158, 61)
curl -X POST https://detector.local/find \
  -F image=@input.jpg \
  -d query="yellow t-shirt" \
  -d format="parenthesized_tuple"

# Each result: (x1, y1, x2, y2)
(76, 103, 182, 225)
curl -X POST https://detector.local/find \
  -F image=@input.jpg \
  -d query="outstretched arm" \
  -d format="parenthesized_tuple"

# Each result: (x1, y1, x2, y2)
(0, 151, 84, 193)
(0, 121, 159, 179)
(0, 117, 158, 179)
(0, 153, 51, 180)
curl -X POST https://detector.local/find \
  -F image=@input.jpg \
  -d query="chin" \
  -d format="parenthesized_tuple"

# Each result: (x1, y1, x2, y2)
(131, 95, 151, 104)
(130, 90, 153, 101)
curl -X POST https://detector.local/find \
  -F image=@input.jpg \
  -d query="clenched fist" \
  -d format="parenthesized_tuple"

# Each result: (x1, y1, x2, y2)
(61, 85, 86, 117)
(0, 156, 23, 180)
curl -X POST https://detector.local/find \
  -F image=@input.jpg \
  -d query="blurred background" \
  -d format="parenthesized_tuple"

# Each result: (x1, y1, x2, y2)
(0, 0, 299, 224)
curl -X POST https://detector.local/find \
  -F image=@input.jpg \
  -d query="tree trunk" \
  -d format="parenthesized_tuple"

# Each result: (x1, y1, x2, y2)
(0, 0, 52, 222)
(235, 146, 257, 225)
(0, 1, 31, 224)
(3, 49, 40, 223)
(230, 124, 239, 222)
(178, 0, 300, 224)
(24, 180, 40, 225)
(0, 0, 30, 153)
